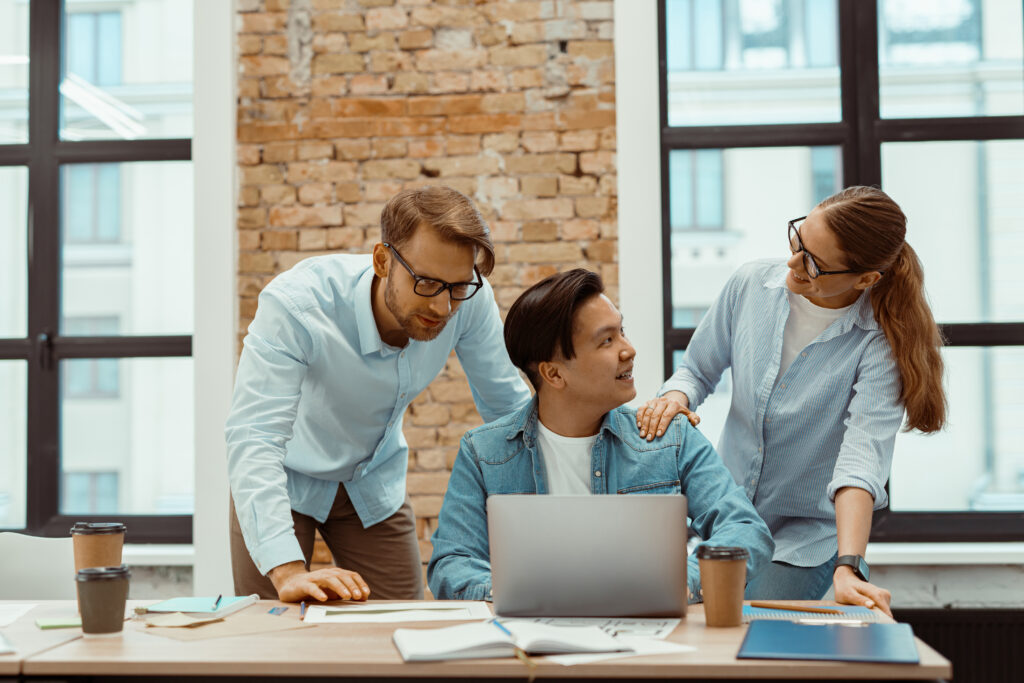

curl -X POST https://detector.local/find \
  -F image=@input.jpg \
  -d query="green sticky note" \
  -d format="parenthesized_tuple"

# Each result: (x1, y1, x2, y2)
(35, 616, 82, 630)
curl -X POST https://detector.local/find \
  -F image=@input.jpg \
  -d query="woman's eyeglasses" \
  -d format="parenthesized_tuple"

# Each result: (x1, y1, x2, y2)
(787, 217, 859, 279)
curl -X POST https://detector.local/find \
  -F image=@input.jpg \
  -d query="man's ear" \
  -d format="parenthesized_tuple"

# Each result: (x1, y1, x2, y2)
(372, 243, 389, 278)
(537, 360, 565, 390)
(854, 270, 882, 290)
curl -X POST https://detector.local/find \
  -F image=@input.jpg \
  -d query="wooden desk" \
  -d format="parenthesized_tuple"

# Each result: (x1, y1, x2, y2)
(15, 600, 950, 682)
(0, 603, 83, 680)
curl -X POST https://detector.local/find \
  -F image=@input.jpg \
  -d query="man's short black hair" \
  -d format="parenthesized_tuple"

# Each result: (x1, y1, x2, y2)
(503, 268, 604, 390)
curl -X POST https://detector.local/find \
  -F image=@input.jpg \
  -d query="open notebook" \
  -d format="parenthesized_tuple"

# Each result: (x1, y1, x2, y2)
(392, 620, 632, 662)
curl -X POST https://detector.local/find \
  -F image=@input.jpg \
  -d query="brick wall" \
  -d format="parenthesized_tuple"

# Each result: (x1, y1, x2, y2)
(236, 0, 617, 588)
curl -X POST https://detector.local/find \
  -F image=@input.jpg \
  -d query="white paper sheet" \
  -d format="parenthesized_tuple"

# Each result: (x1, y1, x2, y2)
(504, 616, 680, 640)
(303, 601, 493, 624)
(0, 603, 36, 627)
(545, 635, 696, 666)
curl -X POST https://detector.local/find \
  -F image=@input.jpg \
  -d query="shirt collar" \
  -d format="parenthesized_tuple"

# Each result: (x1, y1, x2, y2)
(354, 266, 391, 356)
(762, 260, 878, 332)
(508, 395, 624, 442)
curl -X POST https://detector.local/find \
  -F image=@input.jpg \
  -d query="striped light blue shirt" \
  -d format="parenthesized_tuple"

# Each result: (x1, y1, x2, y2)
(660, 259, 904, 566)
(225, 254, 531, 575)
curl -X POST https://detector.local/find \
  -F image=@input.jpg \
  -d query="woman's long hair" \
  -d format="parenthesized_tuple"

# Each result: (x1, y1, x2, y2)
(818, 186, 946, 433)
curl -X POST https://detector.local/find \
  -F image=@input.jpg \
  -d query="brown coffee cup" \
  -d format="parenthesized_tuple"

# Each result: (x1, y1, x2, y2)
(76, 565, 130, 637)
(697, 545, 749, 627)
(71, 522, 126, 572)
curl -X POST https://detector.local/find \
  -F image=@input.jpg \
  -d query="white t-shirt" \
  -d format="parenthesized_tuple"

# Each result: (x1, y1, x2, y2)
(777, 290, 854, 382)
(536, 420, 597, 495)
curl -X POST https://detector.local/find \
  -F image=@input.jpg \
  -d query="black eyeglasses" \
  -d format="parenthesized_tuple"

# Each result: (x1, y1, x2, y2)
(384, 243, 482, 301)
(787, 217, 859, 279)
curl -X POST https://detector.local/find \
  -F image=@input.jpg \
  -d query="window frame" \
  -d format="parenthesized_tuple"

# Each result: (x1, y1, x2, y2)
(0, 1, 191, 542)
(658, 0, 1024, 542)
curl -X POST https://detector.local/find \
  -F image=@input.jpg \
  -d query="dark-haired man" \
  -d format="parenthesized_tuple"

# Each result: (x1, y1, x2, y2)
(225, 187, 531, 603)
(428, 269, 773, 602)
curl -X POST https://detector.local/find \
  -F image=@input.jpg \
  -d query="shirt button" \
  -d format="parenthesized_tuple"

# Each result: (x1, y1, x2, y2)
(595, 471, 602, 477)
(801, 352, 807, 357)
(400, 393, 406, 399)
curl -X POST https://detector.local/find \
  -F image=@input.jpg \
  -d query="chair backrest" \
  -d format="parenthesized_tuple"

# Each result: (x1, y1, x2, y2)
(0, 532, 77, 600)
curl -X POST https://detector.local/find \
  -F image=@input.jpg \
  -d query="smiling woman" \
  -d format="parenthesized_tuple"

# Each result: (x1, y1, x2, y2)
(637, 185, 945, 616)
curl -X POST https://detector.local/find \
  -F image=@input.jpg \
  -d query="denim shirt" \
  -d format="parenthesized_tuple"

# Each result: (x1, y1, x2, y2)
(427, 398, 774, 602)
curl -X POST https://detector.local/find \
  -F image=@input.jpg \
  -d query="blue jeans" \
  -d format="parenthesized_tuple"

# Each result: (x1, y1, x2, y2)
(744, 554, 837, 600)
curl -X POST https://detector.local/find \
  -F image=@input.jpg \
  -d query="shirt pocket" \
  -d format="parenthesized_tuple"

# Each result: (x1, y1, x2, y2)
(616, 479, 682, 495)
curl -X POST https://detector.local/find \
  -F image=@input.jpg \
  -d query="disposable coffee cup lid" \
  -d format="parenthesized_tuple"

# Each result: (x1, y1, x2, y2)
(70, 522, 126, 535)
(76, 565, 131, 581)
(695, 545, 749, 561)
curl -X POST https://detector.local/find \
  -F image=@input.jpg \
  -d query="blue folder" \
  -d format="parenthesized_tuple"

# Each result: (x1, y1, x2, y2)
(737, 620, 920, 664)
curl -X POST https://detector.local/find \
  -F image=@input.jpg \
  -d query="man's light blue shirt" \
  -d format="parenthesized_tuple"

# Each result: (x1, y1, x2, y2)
(660, 259, 904, 567)
(225, 254, 531, 575)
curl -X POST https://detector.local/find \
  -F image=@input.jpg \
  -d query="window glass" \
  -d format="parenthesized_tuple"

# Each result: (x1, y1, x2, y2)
(61, 2, 193, 139)
(882, 139, 1024, 323)
(668, 146, 841, 321)
(878, 0, 1024, 118)
(890, 346, 1024, 511)
(0, 166, 28, 338)
(61, 161, 194, 336)
(665, 0, 841, 125)
(0, 0, 29, 143)
(63, 318, 121, 398)
(61, 356, 194, 515)
(0, 361, 26, 529)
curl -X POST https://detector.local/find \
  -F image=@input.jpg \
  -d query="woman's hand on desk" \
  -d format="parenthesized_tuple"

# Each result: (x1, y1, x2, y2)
(269, 561, 371, 603)
(637, 391, 700, 440)
(833, 566, 892, 618)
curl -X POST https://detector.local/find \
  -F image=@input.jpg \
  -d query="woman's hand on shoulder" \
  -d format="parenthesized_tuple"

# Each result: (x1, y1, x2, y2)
(833, 566, 892, 617)
(636, 391, 700, 441)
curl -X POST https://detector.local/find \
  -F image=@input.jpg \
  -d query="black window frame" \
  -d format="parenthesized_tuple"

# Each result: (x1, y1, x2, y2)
(658, 0, 1024, 542)
(0, 1, 191, 542)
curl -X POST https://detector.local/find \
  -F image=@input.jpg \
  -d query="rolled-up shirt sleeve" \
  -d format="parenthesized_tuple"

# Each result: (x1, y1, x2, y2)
(224, 285, 316, 575)
(455, 278, 532, 422)
(827, 333, 903, 508)
(659, 267, 741, 409)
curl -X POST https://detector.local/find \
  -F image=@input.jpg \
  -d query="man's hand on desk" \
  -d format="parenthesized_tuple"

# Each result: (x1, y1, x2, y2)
(268, 561, 371, 603)
(833, 565, 892, 618)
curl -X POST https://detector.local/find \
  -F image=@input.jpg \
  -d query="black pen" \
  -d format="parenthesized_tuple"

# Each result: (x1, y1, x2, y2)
(211, 594, 222, 611)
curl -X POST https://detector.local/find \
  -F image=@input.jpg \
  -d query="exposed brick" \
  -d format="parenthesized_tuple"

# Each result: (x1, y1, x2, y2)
(399, 29, 433, 50)
(416, 448, 449, 471)
(522, 264, 560, 286)
(286, 161, 358, 183)
(239, 251, 276, 273)
(349, 74, 389, 95)
(334, 139, 372, 161)
(474, 24, 507, 47)
(269, 205, 343, 227)
(238, 207, 267, 229)
(238, 34, 262, 55)
(482, 132, 519, 152)
(239, 186, 260, 207)
(240, 55, 290, 76)
(364, 180, 403, 201)
(481, 92, 525, 113)
(312, 13, 364, 32)
(521, 131, 557, 153)
(298, 228, 328, 251)
(410, 6, 485, 28)
(336, 181, 362, 203)
(410, 495, 443, 518)
(408, 471, 450, 495)
(240, 12, 286, 33)
(567, 40, 614, 59)
(366, 6, 408, 30)
(500, 198, 575, 220)
(312, 53, 366, 75)
(326, 226, 365, 249)
(469, 69, 508, 92)
(415, 48, 488, 72)
(372, 137, 409, 158)
(298, 183, 333, 204)
(448, 113, 522, 134)
(560, 109, 616, 130)
(298, 142, 334, 160)
(260, 229, 298, 250)
(392, 72, 431, 93)
(559, 174, 598, 196)
(522, 220, 558, 241)
(481, 177, 518, 198)
(237, 145, 261, 165)
(241, 164, 284, 185)
(481, 3, 545, 22)
(261, 184, 297, 205)
(560, 129, 599, 151)
(580, 150, 616, 174)
(520, 176, 558, 197)
(262, 33, 288, 55)
(262, 142, 297, 163)
(344, 203, 386, 227)
(429, 380, 474, 403)
(370, 51, 414, 73)
(422, 155, 500, 177)
(575, 195, 611, 218)
(505, 153, 576, 175)
(489, 44, 548, 67)
(347, 32, 394, 52)
(362, 159, 422, 180)
(411, 403, 451, 427)
(509, 68, 544, 89)
(562, 218, 600, 240)
(506, 241, 584, 263)
(446, 135, 480, 155)
(433, 71, 470, 92)
(408, 94, 483, 116)
(408, 138, 444, 158)
(585, 239, 617, 263)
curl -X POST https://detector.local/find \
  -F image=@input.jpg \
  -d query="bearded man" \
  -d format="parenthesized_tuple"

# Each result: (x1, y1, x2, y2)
(225, 187, 530, 603)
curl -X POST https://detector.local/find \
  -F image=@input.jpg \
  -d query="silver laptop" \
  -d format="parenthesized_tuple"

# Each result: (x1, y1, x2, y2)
(487, 494, 687, 617)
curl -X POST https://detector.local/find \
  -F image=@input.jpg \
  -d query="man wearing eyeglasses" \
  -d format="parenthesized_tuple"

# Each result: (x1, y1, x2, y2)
(225, 186, 531, 604)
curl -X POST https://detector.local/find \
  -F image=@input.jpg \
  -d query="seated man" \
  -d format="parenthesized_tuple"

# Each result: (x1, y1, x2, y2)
(428, 268, 774, 602)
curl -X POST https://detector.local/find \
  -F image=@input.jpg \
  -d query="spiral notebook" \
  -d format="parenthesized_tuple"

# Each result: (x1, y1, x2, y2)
(742, 604, 886, 623)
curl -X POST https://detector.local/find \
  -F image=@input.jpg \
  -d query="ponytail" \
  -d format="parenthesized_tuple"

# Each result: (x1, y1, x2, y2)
(818, 186, 947, 433)
(869, 243, 947, 432)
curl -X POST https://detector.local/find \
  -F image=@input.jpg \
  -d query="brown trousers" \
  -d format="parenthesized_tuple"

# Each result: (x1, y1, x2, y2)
(229, 485, 424, 600)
